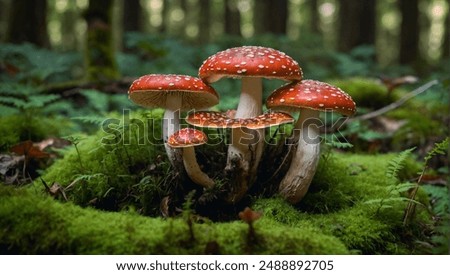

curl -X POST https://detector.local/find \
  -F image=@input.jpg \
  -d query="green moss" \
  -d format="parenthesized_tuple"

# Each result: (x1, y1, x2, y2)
(0, 115, 73, 150)
(0, 186, 348, 254)
(4, 112, 432, 254)
(41, 110, 168, 213)
(253, 152, 431, 254)
(0, 149, 433, 254)
(329, 77, 396, 110)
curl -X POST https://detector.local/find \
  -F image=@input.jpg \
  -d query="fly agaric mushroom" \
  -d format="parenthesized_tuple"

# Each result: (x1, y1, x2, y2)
(167, 128, 214, 188)
(186, 110, 294, 202)
(186, 111, 294, 129)
(266, 80, 356, 204)
(198, 46, 302, 201)
(128, 74, 219, 166)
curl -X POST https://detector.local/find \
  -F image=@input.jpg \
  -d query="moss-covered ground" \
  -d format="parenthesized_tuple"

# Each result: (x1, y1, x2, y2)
(0, 116, 433, 254)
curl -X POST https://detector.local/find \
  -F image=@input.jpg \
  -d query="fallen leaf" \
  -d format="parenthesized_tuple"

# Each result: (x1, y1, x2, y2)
(10, 140, 50, 160)
(34, 138, 71, 151)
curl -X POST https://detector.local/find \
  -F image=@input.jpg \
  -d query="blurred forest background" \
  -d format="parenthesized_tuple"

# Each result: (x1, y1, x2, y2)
(0, 0, 448, 151)
(0, 0, 448, 73)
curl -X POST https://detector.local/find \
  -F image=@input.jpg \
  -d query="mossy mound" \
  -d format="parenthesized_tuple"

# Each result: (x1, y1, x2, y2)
(329, 77, 396, 110)
(253, 153, 429, 254)
(40, 109, 172, 214)
(0, 186, 348, 254)
(1, 150, 432, 254)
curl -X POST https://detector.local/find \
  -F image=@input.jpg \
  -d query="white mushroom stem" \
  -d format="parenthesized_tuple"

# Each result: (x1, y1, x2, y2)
(163, 94, 182, 165)
(235, 77, 263, 119)
(182, 146, 214, 188)
(226, 77, 264, 201)
(279, 108, 322, 204)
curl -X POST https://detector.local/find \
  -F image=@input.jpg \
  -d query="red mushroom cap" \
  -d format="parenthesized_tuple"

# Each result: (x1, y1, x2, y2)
(244, 112, 294, 129)
(128, 74, 219, 110)
(266, 80, 357, 116)
(198, 46, 303, 83)
(186, 111, 293, 129)
(167, 128, 208, 148)
(186, 111, 241, 128)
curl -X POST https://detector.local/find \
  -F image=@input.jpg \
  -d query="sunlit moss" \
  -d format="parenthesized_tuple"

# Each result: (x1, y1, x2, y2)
(329, 77, 395, 110)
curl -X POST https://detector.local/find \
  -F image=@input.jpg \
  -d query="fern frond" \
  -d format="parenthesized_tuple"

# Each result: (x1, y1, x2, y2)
(325, 134, 354, 149)
(79, 89, 109, 113)
(424, 137, 449, 163)
(0, 96, 27, 108)
(27, 94, 60, 108)
(386, 147, 416, 179)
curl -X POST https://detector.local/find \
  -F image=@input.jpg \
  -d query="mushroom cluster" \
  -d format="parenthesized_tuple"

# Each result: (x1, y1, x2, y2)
(128, 46, 356, 205)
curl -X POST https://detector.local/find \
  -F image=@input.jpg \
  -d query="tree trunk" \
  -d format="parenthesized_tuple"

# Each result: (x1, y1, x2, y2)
(442, 0, 450, 58)
(359, 0, 376, 46)
(123, 0, 141, 33)
(253, 0, 268, 35)
(398, 0, 420, 64)
(84, 0, 120, 82)
(338, 0, 376, 52)
(268, 0, 288, 34)
(60, 1, 78, 51)
(159, 0, 169, 33)
(224, 0, 241, 36)
(6, 0, 50, 48)
(253, 0, 287, 35)
(309, 0, 320, 35)
(198, 0, 211, 43)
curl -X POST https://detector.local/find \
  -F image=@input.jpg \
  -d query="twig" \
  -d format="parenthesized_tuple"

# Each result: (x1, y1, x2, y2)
(42, 77, 136, 96)
(349, 80, 439, 122)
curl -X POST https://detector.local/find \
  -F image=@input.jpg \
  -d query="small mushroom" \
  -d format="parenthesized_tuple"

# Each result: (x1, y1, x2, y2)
(186, 111, 238, 128)
(167, 128, 214, 188)
(243, 112, 294, 129)
(186, 111, 293, 129)
(128, 74, 219, 166)
(199, 46, 302, 202)
(186, 111, 294, 202)
(266, 80, 356, 204)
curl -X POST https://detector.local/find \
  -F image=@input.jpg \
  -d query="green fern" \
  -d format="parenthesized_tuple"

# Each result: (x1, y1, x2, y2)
(386, 147, 416, 179)
(403, 137, 449, 226)
(424, 138, 449, 164)
(324, 134, 354, 149)
(79, 89, 110, 114)
(364, 148, 419, 215)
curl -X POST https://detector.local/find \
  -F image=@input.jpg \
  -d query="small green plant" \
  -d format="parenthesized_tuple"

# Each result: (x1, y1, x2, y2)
(363, 148, 421, 216)
(64, 135, 87, 172)
(182, 191, 197, 243)
(403, 137, 449, 225)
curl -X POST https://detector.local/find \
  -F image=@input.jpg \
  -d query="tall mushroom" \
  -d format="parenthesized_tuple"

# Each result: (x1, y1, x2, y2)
(167, 128, 213, 188)
(198, 46, 302, 202)
(266, 80, 356, 204)
(128, 74, 219, 166)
